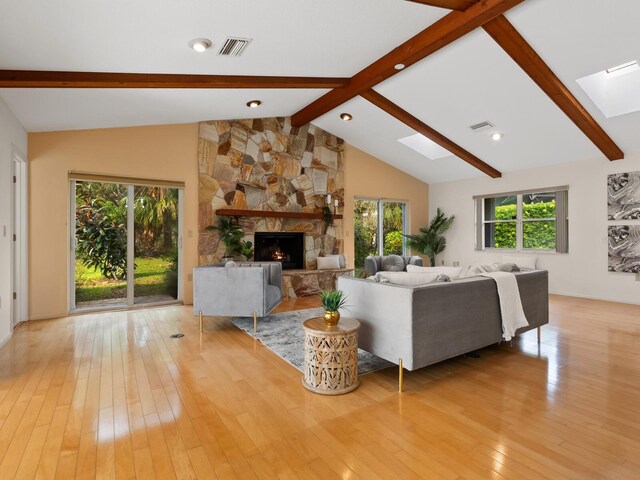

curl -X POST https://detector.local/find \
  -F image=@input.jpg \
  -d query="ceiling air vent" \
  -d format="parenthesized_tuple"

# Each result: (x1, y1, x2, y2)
(469, 121, 494, 132)
(218, 37, 252, 56)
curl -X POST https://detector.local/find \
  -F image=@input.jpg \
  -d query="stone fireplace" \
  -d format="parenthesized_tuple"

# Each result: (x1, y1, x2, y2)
(254, 232, 304, 269)
(197, 117, 345, 272)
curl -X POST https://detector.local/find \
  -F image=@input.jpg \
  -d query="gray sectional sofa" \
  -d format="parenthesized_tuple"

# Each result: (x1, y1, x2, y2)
(337, 270, 549, 371)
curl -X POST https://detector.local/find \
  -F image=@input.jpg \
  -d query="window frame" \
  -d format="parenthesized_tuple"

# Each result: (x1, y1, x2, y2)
(354, 197, 408, 258)
(475, 187, 568, 254)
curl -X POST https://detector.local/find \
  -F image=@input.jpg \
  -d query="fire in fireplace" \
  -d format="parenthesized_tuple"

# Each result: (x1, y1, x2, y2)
(254, 232, 304, 270)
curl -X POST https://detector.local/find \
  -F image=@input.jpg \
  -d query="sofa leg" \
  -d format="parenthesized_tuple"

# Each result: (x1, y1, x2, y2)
(199, 311, 203, 333)
(537, 326, 541, 344)
(253, 311, 257, 333)
(398, 358, 404, 393)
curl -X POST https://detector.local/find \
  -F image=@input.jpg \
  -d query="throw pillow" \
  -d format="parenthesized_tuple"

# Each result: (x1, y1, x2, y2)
(374, 272, 442, 286)
(494, 262, 520, 272)
(502, 255, 537, 270)
(406, 264, 462, 279)
(381, 254, 405, 272)
(224, 260, 237, 268)
(323, 254, 347, 269)
(317, 256, 341, 270)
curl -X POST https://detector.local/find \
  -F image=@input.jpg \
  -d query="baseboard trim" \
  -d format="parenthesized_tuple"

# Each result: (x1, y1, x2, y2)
(28, 312, 69, 321)
(0, 331, 12, 350)
(550, 291, 640, 306)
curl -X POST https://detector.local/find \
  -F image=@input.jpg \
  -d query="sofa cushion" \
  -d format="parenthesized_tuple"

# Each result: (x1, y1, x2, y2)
(381, 255, 405, 272)
(406, 265, 462, 279)
(317, 256, 341, 270)
(374, 271, 443, 286)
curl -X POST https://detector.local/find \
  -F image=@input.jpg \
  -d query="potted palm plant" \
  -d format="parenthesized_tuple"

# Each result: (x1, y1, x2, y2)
(403, 208, 455, 267)
(206, 216, 244, 261)
(319, 289, 348, 326)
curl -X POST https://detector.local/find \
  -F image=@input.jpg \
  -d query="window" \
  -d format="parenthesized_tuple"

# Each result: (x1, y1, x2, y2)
(354, 199, 407, 275)
(475, 187, 568, 253)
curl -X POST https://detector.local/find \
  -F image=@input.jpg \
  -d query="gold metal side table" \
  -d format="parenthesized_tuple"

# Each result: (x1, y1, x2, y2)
(302, 317, 360, 395)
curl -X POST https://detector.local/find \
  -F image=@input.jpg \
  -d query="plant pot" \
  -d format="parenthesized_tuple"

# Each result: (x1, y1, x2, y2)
(323, 310, 340, 327)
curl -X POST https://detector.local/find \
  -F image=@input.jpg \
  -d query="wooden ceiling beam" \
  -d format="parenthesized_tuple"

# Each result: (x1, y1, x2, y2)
(291, 0, 525, 127)
(361, 89, 501, 178)
(406, 0, 478, 12)
(483, 15, 624, 160)
(0, 70, 350, 89)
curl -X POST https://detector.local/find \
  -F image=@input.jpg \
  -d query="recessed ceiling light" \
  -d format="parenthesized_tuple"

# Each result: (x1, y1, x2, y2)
(246, 100, 262, 108)
(189, 38, 212, 53)
(491, 132, 503, 141)
(340, 113, 353, 122)
(394, 63, 406, 70)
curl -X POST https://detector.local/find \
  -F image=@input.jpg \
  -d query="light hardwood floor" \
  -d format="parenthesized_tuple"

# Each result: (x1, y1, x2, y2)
(0, 294, 639, 479)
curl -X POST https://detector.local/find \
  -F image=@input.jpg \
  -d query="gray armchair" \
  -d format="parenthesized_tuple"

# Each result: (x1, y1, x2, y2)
(193, 262, 282, 331)
(364, 255, 424, 277)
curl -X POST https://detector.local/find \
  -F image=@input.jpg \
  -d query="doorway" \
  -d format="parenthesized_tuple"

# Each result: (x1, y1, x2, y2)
(70, 177, 183, 311)
(11, 148, 28, 329)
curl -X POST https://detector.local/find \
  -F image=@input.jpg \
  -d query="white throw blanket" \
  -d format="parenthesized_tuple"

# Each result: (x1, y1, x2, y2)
(479, 272, 529, 341)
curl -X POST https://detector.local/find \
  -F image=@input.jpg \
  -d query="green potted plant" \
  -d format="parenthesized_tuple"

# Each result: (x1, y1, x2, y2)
(240, 240, 254, 261)
(206, 216, 244, 260)
(319, 289, 348, 326)
(403, 208, 455, 267)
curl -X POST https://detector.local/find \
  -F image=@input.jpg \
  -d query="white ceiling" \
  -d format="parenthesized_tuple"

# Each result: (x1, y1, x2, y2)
(1, 0, 640, 183)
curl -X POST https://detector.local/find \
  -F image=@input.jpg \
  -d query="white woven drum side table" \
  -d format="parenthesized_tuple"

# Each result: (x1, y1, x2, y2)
(302, 317, 360, 395)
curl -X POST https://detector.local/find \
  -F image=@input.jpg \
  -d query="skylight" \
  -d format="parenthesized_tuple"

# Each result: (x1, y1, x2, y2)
(577, 60, 640, 118)
(398, 133, 452, 160)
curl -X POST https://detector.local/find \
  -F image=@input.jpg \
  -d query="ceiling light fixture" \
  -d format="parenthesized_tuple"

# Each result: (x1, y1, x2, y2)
(246, 100, 262, 108)
(394, 63, 406, 70)
(491, 132, 503, 141)
(189, 38, 212, 53)
(340, 113, 353, 122)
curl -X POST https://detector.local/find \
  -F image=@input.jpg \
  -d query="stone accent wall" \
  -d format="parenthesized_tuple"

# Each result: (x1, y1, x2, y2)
(198, 117, 344, 267)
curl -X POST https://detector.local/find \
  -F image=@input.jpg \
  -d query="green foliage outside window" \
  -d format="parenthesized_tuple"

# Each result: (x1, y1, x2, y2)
(490, 200, 556, 250)
(383, 231, 403, 255)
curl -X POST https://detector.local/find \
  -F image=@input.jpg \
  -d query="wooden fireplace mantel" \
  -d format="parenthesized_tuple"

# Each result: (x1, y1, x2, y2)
(216, 209, 343, 220)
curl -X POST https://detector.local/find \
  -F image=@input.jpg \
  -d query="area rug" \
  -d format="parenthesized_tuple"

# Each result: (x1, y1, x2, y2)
(231, 307, 394, 375)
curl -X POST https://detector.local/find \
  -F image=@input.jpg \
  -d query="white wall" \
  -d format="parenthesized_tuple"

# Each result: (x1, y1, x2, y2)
(0, 97, 28, 345)
(430, 155, 640, 305)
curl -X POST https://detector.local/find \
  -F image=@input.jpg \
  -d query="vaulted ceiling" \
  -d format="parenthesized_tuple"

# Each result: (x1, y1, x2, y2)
(1, 0, 639, 183)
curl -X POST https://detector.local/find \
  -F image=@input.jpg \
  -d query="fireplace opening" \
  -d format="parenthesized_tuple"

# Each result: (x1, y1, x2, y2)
(254, 232, 304, 270)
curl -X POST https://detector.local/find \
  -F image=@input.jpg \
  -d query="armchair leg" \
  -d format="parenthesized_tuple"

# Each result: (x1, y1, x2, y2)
(537, 326, 541, 344)
(199, 311, 203, 333)
(398, 358, 404, 393)
(253, 311, 257, 333)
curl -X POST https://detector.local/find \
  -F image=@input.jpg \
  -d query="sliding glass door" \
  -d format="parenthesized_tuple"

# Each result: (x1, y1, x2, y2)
(133, 186, 179, 304)
(354, 198, 407, 276)
(71, 179, 182, 311)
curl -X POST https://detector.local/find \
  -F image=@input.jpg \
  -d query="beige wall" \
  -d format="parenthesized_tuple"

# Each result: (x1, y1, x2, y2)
(28, 124, 199, 320)
(343, 143, 429, 268)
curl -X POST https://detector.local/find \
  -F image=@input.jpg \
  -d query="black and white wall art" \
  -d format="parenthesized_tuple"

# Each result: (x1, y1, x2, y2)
(608, 225, 640, 273)
(608, 171, 640, 220)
